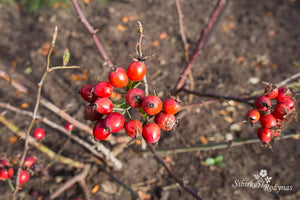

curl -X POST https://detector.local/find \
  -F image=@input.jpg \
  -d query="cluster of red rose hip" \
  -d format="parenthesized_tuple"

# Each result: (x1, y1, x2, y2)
(0, 156, 35, 184)
(246, 84, 296, 143)
(79, 60, 180, 144)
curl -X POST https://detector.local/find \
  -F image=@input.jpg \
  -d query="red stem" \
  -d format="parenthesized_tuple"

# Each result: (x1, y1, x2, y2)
(172, 0, 227, 93)
(71, 0, 114, 68)
(148, 144, 204, 200)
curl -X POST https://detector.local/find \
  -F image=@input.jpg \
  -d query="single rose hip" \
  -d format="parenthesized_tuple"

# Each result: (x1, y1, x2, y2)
(93, 98, 113, 115)
(125, 119, 143, 138)
(254, 96, 271, 111)
(93, 81, 113, 98)
(154, 111, 176, 131)
(79, 84, 94, 102)
(109, 67, 129, 88)
(283, 98, 295, 110)
(127, 61, 146, 81)
(33, 128, 45, 140)
(142, 123, 161, 144)
(163, 98, 180, 115)
(126, 88, 145, 108)
(276, 87, 293, 102)
(93, 120, 111, 141)
(104, 112, 125, 133)
(24, 156, 36, 168)
(260, 114, 277, 128)
(19, 169, 30, 184)
(246, 109, 260, 124)
(65, 122, 74, 131)
(273, 103, 291, 120)
(142, 95, 162, 116)
(257, 127, 272, 143)
(85, 104, 103, 121)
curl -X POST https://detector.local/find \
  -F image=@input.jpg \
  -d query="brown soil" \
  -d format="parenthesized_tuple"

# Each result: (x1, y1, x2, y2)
(0, 0, 299, 200)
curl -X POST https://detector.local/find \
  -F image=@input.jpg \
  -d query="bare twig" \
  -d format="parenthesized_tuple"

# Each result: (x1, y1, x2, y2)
(172, 0, 227, 94)
(175, 0, 189, 62)
(148, 144, 204, 200)
(0, 114, 84, 168)
(49, 164, 91, 199)
(181, 87, 254, 105)
(12, 27, 59, 199)
(70, 0, 114, 68)
(174, 0, 195, 103)
(139, 131, 300, 155)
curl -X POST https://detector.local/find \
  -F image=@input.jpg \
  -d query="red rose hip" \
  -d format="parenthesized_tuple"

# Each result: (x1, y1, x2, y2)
(142, 123, 161, 144)
(93, 98, 113, 115)
(260, 114, 277, 128)
(104, 112, 125, 133)
(33, 128, 45, 140)
(154, 112, 176, 131)
(163, 98, 180, 114)
(109, 67, 129, 88)
(246, 109, 261, 123)
(93, 120, 111, 141)
(93, 81, 113, 98)
(19, 169, 30, 184)
(127, 61, 146, 81)
(125, 119, 143, 138)
(79, 84, 94, 102)
(126, 88, 145, 108)
(142, 95, 162, 116)
(254, 96, 271, 111)
(257, 127, 272, 143)
(24, 156, 36, 168)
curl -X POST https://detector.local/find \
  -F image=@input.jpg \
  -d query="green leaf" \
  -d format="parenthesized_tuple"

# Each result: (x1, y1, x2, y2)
(214, 155, 223, 163)
(204, 157, 215, 165)
(63, 49, 70, 66)
(153, 89, 158, 97)
(216, 162, 226, 167)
